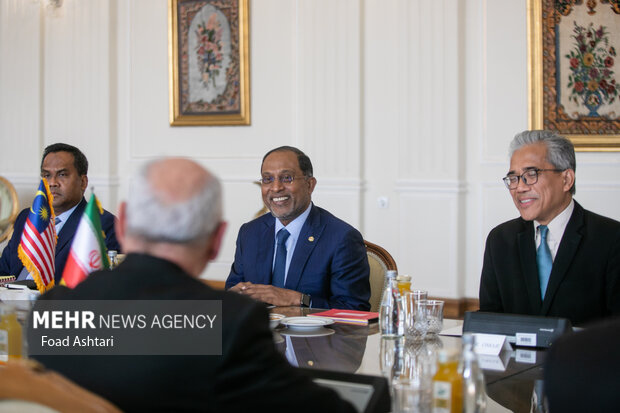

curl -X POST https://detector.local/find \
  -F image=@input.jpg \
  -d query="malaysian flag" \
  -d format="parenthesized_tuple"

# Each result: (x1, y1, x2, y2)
(17, 179, 57, 292)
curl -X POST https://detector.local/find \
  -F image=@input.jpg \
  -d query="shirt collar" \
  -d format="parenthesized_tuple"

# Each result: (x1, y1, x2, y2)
(56, 202, 80, 224)
(534, 199, 574, 239)
(274, 202, 312, 239)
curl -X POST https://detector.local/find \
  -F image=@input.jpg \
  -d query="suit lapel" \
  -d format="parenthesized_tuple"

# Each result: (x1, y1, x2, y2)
(285, 206, 325, 290)
(55, 198, 87, 255)
(541, 203, 584, 315)
(517, 222, 542, 314)
(257, 217, 275, 285)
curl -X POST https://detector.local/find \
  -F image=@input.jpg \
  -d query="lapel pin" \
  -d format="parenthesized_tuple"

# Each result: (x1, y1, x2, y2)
(308, 236, 314, 242)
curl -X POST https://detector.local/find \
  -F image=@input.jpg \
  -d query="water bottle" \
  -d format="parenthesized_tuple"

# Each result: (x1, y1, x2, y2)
(0, 304, 22, 363)
(379, 272, 404, 337)
(382, 270, 398, 297)
(432, 348, 462, 413)
(107, 250, 118, 269)
(460, 333, 487, 413)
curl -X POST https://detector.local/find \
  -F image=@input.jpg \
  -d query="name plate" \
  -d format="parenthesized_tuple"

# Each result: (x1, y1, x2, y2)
(478, 352, 512, 371)
(473, 333, 512, 356)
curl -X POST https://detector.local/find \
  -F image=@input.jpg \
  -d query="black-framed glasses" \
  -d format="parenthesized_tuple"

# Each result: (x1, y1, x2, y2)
(258, 174, 307, 185)
(502, 168, 564, 189)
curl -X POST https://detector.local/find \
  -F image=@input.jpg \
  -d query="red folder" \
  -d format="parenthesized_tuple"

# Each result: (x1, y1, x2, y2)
(308, 309, 379, 325)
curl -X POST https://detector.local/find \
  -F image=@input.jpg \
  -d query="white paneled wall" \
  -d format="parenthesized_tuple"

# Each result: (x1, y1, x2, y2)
(1, 0, 619, 298)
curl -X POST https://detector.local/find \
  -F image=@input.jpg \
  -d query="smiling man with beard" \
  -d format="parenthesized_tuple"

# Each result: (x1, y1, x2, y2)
(226, 146, 370, 310)
(0, 143, 120, 282)
(479, 130, 620, 325)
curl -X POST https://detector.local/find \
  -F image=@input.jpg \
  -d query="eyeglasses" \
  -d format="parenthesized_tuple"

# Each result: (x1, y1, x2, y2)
(258, 175, 307, 185)
(502, 168, 564, 189)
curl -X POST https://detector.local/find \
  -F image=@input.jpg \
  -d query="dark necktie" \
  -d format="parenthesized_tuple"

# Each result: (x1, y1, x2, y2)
(537, 225, 552, 299)
(272, 229, 290, 288)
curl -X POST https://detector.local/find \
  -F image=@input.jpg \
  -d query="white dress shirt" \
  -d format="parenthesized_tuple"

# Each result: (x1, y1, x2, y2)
(54, 203, 80, 234)
(272, 203, 312, 285)
(534, 199, 574, 262)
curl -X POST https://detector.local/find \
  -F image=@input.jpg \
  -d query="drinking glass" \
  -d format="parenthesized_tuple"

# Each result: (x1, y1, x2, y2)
(392, 377, 431, 413)
(411, 290, 428, 302)
(403, 292, 426, 338)
(423, 300, 444, 335)
(410, 299, 429, 338)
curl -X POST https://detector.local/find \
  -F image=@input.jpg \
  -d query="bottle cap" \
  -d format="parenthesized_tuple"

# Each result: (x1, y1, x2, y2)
(0, 302, 15, 316)
(436, 348, 460, 363)
(462, 332, 476, 346)
(386, 270, 397, 279)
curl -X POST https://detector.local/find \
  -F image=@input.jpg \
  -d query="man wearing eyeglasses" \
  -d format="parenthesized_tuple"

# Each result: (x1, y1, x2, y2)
(226, 146, 370, 310)
(479, 130, 620, 325)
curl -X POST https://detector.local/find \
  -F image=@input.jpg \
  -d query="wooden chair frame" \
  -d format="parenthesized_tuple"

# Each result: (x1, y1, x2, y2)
(364, 240, 398, 312)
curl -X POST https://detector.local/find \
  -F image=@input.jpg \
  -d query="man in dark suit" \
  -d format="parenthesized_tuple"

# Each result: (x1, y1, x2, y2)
(479, 130, 620, 325)
(0, 143, 119, 282)
(544, 317, 620, 413)
(33, 158, 355, 412)
(226, 146, 370, 310)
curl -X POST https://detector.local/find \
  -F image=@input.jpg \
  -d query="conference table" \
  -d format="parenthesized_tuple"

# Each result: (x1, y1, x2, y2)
(272, 307, 546, 413)
(0, 287, 546, 412)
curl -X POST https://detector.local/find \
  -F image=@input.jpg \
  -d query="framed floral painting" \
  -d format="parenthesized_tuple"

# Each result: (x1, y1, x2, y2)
(528, 0, 620, 150)
(168, 0, 250, 126)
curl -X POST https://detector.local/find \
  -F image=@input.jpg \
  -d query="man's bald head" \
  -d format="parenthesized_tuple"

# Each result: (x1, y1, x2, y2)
(147, 158, 210, 205)
(125, 158, 222, 244)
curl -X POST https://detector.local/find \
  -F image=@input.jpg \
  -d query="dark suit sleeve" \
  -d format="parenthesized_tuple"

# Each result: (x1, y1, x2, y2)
(225, 225, 246, 289)
(479, 230, 504, 313)
(101, 210, 121, 253)
(544, 318, 620, 412)
(216, 301, 356, 412)
(0, 209, 28, 276)
(311, 228, 371, 311)
(606, 227, 620, 316)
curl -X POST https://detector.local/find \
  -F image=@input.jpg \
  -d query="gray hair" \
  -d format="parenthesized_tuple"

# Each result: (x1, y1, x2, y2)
(509, 130, 576, 195)
(125, 161, 223, 243)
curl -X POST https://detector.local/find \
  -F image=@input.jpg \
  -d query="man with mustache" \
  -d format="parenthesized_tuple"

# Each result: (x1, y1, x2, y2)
(226, 146, 370, 310)
(0, 143, 120, 282)
(479, 130, 620, 325)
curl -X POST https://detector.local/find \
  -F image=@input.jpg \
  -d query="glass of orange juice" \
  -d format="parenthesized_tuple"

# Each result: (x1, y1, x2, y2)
(396, 275, 412, 295)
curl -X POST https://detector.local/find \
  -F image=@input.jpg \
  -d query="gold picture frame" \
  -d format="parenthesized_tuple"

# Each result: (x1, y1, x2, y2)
(528, 0, 620, 151)
(168, 0, 250, 126)
(0, 176, 19, 243)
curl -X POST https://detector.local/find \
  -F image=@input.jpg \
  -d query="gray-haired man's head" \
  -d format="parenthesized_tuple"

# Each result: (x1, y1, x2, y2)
(510, 130, 576, 195)
(125, 158, 223, 244)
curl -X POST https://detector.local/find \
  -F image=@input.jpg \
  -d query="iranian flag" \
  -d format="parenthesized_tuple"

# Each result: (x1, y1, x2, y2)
(61, 193, 110, 288)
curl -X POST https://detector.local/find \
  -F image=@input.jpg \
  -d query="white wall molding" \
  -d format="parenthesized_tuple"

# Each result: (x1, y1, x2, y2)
(314, 178, 364, 192)
(0, 174, 40, 187)
(481, 180, 620, 192)
(4, 0, 620, 301)
(1, 173, 120, 193)
(296, 0, 361, 178)
(395, 180, 467, 194)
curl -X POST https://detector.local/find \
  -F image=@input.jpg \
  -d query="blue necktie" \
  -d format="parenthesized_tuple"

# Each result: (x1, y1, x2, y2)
(537, 225, 552, 299)
(272, 229, 290, 288)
